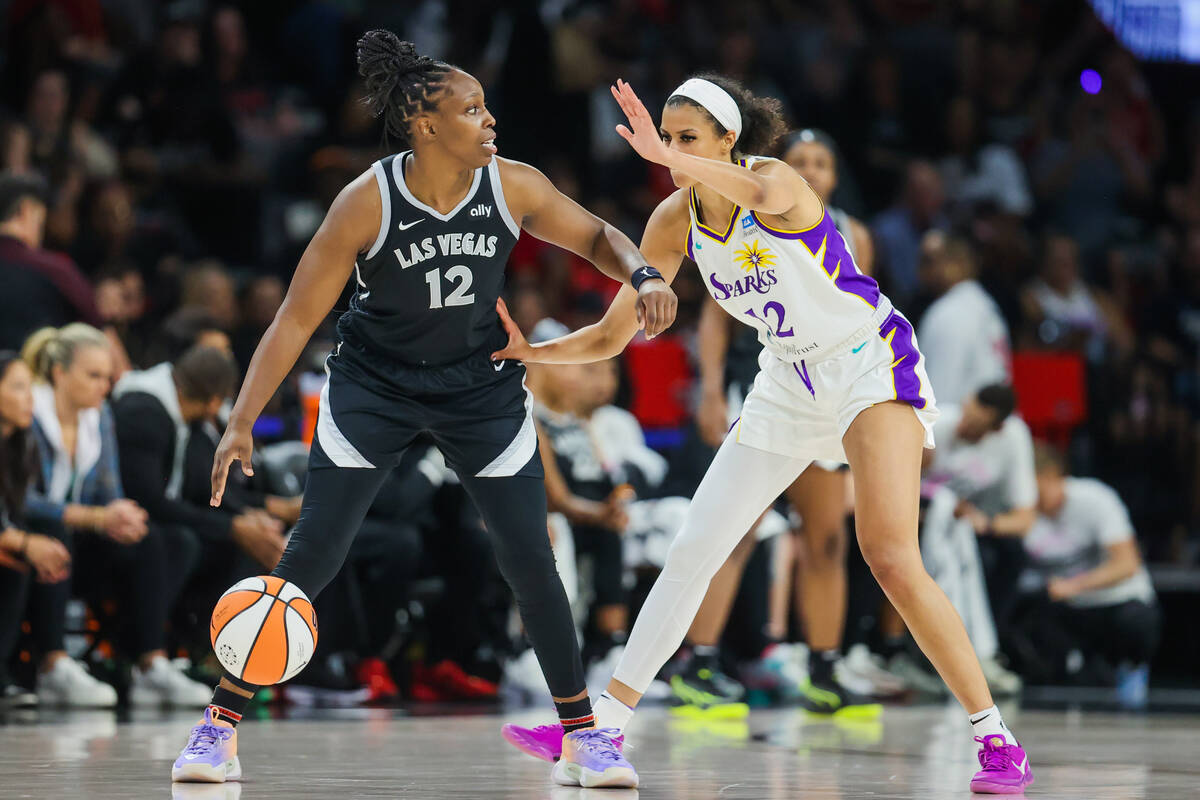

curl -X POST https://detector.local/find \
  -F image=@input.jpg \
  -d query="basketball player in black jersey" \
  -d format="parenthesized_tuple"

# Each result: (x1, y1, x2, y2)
(171, 31, 669, 789)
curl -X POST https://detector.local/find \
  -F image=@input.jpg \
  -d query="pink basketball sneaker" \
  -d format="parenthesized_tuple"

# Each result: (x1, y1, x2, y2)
(970, 735, 1034, 794)
(501, 721, 624, 762)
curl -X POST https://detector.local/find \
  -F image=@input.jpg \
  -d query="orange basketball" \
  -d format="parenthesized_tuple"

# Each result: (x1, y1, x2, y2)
(210, 576, 318, 685)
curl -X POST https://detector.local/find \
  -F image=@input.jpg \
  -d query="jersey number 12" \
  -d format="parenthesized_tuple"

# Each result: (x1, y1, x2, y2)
(425, 265, 475, 309)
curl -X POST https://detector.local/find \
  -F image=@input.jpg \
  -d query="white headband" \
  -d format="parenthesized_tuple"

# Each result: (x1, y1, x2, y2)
(668, 78, 742, 142)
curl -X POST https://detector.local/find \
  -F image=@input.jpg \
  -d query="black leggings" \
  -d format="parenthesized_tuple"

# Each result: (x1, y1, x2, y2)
(269, 462, 586, 698)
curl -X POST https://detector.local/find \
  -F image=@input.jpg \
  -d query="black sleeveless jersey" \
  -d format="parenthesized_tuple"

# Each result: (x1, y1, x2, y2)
(337, 152, 520, 366)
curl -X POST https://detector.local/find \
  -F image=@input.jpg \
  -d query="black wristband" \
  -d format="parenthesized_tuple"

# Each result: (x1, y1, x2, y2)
(631, 266, 664, 291)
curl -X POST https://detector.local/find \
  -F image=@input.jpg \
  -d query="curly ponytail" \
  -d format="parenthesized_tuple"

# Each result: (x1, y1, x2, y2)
(666, 73, 786, 159)
(357, 30, 454, 148)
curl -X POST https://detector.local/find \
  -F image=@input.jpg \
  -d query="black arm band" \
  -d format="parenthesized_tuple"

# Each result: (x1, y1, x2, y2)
(631, 266, 664, 291)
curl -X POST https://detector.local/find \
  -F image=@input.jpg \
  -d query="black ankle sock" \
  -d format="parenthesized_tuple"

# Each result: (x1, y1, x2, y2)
(210, 677, 256, 726)
(555, 696, 595, 733)
(810, 649, 840, 684)
(691, 645, 720, 672)
(880, 635, 905, 659)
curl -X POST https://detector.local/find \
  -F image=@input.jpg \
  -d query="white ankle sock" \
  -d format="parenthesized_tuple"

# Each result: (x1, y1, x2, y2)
(969, 704, 1011, 742)
(593, 692, 635, 733)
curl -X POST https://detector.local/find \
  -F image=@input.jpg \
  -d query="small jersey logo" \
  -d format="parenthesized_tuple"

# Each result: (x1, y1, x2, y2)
(851, 341, 868, 354)
(733, 239, 776, 273)
(741, 214, 755, 230)
(470, 203, 493, 218)
(397, 219, 423, 231)
(492, 359, 506, 372)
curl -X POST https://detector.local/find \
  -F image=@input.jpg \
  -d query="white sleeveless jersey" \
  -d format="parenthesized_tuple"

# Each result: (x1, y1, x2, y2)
(685, 157, 888, 362)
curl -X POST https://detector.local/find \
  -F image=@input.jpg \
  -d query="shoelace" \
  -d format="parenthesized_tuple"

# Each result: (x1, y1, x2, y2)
(530, 724, 562, 737)
(571, 728, 626, 763)
(185, 723, 233, 755)
(974, 736, 1012, 771)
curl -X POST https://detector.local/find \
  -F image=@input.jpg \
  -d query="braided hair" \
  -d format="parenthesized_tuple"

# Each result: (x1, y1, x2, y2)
(357, 30, 455, 148)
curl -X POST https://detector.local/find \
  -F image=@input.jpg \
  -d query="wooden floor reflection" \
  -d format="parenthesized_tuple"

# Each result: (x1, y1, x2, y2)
(2, 703, 1197, 798)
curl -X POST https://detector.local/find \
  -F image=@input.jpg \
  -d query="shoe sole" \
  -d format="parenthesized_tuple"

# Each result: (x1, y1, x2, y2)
(969, 775, 1034, 794)
(172, 757, 242, 784)
(799, 702, 884, 720)
(668, 702, 750, 720)
(552, 760, 638, 788)
(500, 724, 559, 763)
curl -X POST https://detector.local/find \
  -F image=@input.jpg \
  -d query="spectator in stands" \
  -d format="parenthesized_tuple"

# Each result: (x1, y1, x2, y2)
(916, 232, 1011, 406)
(0, 352, 72, 708)
(938, 95, 1032, 224)
(111, 345, 285, 571)
(0, 171, 99, 350)
(1032, 94, 1150, 262)
(1009, 444, 1160, 700)
(25, 68, 118, 182)
(21, 323, 208, 706)
(180, 260, 238, 332)
(1020, 233, 1133, 363)
(872, 161, 950, 307)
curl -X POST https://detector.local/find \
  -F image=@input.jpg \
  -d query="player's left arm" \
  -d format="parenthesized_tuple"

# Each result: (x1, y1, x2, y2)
(609, 79, 820, 226)
(496, 157, 677, 338)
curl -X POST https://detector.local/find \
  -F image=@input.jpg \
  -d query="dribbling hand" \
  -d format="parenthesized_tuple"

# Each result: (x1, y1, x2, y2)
(611, 79, 672, 166)
(491, 298, 534, 363)
(211, 424, 255, 507)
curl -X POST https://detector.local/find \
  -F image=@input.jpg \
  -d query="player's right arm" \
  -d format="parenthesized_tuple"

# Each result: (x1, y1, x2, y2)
(211, 172, 381, 506)
(492, 191, 691, 365)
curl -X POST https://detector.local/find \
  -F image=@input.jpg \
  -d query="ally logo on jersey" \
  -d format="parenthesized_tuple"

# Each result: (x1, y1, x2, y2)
(708, 238, 779, 301)
(394, 232, 500, 270)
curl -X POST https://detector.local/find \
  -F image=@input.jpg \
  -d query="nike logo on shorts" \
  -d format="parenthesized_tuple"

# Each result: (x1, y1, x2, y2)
(398, 219, 423, 231)
(493, 360, 506, 372)
(851, 341, 868, 354)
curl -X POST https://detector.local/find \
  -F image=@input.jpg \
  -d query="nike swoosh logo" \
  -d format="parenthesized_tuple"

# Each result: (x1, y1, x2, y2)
(493, 360, 506, 372)
(359, 291, 370, 300)
(851, 341, 868, 354)
(397, 219, 423, 231)
(1015, 756, 1027, 775)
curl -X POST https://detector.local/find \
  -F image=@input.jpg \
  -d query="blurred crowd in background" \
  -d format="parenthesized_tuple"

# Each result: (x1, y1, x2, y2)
(0, 0, 1197, 712)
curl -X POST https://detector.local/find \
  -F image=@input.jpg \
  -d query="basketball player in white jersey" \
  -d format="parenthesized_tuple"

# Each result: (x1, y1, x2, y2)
(497, 75, 1034, 794)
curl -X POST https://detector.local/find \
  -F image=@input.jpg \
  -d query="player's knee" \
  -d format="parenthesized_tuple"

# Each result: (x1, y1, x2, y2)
(858, 537, 920, 592)
(661, 531, 721, 582)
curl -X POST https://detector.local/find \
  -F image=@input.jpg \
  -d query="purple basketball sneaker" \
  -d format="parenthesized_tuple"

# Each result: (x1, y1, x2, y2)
(172, 707, 242, 783)
(551, 727, 638, 788)
(970, 735, 1033, 794)
(501, 721, 624, 763)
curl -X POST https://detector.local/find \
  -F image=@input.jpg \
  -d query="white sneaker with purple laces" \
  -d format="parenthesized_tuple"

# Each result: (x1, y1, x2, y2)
(551, 727, 638, 788)
(172, 707, 242, 783)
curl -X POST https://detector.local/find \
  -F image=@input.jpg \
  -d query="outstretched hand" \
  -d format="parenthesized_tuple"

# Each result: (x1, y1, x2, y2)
(491, 298, 534, 363)
(611, 79, 672, 166)
(211, 425, 255, 507)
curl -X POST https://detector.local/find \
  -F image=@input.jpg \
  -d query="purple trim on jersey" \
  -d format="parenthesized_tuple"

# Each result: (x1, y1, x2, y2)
(879, 312, 927, 409)
(750, 210, 880, 309)
(793, 361, 816, 398)
(727, 415, 740, 434)
(685, 227, 695, 260)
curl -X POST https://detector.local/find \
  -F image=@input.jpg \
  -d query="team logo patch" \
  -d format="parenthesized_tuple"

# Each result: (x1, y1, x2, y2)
(733, 239, 776, 273)
(741, 214, 755, 230)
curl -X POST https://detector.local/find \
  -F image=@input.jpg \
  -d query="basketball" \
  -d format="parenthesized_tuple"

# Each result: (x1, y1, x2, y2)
(210, 576, 318, 686)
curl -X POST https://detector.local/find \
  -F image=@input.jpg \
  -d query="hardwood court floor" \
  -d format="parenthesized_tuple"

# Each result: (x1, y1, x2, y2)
(2, 703, 1196, 798)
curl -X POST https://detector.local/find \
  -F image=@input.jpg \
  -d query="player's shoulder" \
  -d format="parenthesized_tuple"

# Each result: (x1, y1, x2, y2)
(1001, 413, 1032, 438)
